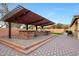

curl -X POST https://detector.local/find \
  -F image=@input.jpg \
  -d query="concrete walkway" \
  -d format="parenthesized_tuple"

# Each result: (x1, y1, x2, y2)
(0, 34, 79, 56)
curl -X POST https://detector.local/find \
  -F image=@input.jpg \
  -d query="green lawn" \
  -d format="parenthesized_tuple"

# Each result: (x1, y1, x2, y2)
(51, 32, 63, 36)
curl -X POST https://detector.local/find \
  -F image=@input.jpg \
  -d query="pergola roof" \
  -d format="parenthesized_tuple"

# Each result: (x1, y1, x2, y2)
(1, 5, 54, 26)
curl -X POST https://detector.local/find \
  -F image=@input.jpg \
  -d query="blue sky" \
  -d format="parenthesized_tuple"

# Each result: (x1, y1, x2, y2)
(8, 3, 79, 25)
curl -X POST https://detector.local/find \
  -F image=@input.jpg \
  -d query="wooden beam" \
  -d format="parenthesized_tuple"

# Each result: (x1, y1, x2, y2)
(29, 19, 44, 24)
(36, 21, 54, 26)
(14, 10, 30, 20)
(36, 21, 50, 26)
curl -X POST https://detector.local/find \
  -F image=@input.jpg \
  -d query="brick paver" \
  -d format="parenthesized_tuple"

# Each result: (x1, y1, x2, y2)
(28, 34, 79, 56)
(0, 43, 26, 56)
(1, 34, 79, 56)
(2, 35, 52, 47)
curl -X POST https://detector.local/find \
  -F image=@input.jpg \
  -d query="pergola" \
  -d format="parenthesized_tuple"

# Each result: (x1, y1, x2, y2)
(1, 5, 55, 38)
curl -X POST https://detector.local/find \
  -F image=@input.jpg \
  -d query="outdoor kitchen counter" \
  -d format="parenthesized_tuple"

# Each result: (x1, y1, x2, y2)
(19, 30, 50, 39)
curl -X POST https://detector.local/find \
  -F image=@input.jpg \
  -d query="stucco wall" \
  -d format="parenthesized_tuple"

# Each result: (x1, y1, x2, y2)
(44, 29, 65, 33)
(70, 22, 76, 36)
(70, 18, 79, 39)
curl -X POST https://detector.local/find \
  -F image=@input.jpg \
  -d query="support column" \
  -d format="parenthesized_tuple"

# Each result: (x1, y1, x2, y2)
(36, 25, 38, 31)
(41, 26, 44, 31)
(8, 22, 11, 38)
(41, 26, 44, 29)
(26, 24, 28, 30)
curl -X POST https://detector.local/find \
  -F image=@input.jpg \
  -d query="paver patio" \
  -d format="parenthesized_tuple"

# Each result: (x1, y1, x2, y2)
(1, 35, 52, 47)
(1, 34, 79, 56)
(28, 34, 79, 56)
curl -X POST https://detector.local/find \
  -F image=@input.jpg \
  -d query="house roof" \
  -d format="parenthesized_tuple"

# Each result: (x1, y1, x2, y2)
(70, 15, 79, 27)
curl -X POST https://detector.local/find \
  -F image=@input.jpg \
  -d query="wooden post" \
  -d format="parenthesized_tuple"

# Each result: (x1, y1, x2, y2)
(41, 26, 44, 29)
(41, 26, 44, 31)
(26, 24, 28, 30)
(34, 25, 38, 37)
(36, 25, 38, 31)
(8, 22, 11, 38)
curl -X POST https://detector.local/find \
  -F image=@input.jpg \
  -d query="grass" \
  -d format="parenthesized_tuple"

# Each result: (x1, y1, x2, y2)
(51, 32, 63, 36)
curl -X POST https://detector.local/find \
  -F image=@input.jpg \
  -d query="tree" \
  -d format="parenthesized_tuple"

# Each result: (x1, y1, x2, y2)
(47, 23, 69, 29)
(56, 23, 63, 29)
(63, 25, 69, 29)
